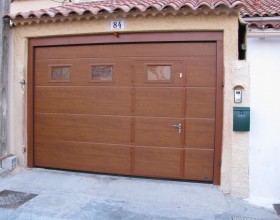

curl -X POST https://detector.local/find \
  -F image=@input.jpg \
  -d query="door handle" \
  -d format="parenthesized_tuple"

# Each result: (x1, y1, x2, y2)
(172, 123, 182, 134)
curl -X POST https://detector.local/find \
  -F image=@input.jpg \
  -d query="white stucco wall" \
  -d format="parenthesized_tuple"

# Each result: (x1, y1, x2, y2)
(247, 36, 280, 207)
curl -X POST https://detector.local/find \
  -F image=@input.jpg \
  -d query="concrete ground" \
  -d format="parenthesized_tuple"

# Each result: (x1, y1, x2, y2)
(0, 168, 279, 220)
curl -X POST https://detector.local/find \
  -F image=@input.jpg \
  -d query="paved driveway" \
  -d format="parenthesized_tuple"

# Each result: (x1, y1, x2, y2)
(0, 168, 278, 220)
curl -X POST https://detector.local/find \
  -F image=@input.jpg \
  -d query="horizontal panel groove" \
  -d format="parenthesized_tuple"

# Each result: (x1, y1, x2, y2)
(133, 87, 185, 89)
(35, 57, 185, 62)
(184, 148, 214, 151)
(133, 145, 183, 149)
(35, 55, 216, 62)
(35, 113, 187, 119)
(34, 86, 215, 88)
(134, 116, 185, 119)
(36, 86, 216, 88)
(35, 138, 133, 147)
(131, 173, 182, 179)
(35, 113, 215, 120)
(133, 87, 216, 89)
(185, 117, 215, 120)
(35, 86, 133, 88)
(35, 113, 132, 117)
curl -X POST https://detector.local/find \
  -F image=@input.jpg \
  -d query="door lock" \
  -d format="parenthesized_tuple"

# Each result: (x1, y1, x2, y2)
(172, 123, 182, 134)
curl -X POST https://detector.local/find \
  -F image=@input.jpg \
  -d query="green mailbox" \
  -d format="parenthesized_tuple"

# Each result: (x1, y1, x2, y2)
(233, 107, 250, 131)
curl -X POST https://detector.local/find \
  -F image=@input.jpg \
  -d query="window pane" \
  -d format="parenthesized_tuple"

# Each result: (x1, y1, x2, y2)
(51, 66, 71, 81)
(91, 65, 113, 81)
(147, 65, 171, 81)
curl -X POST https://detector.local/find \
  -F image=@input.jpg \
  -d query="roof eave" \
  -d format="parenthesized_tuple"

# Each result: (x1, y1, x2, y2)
(9, 7, 241, 27)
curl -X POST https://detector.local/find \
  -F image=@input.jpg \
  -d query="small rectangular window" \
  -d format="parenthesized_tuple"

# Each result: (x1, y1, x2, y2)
(91, 65, 113, 81)
(147, 65, 171, 81)
(50, 66, 71, 82)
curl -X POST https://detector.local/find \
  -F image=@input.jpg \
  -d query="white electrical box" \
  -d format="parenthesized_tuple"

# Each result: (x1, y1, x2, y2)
(234, 89, 242, 103)
(1, 156, 17, 170)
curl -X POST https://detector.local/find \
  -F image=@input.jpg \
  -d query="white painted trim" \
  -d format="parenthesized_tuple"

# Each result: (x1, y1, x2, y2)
(243, 16, 280, 22)
(247, 30, 280, 38)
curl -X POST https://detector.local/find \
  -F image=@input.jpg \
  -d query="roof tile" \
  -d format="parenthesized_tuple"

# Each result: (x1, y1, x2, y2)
(240, 0, 280, 29)
(240, 0, 280, 17)
(5, 0, 244, 19)
(4, 0, 280, 29)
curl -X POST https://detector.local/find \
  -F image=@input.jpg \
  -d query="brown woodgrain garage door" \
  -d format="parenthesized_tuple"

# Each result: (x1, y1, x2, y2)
(34, 42, 217, 181)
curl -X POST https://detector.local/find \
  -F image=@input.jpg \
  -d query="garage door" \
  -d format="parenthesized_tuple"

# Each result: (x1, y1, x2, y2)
(34, 42, 217, 181)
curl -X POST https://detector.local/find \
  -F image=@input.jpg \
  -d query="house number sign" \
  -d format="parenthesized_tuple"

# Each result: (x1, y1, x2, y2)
(110, 20, 125, 30)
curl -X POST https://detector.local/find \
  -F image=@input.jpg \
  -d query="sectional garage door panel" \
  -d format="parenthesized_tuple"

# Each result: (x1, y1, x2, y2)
(185, 119, 215, 149)
(186, 88, 216, 118)
(134, 88, 185, 117)
(35, 43, 216, 60)
(184, 149, 214, 181)
(134, 117, 184, 148)
(186, 56, 217, 87)
(34, 42, 218, 181)
(35, 87, 132, 115)
(35, 58, 132, 86)
(35, 114, 132, 145)
(133, 147, 183, 178)
(34, 140, 131, 175)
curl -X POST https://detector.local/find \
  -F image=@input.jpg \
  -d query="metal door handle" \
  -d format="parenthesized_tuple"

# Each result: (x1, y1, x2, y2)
(172, 123, 182, 134)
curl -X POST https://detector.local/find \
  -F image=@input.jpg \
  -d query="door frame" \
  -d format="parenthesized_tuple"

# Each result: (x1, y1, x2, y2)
(28, 32, 224, 185)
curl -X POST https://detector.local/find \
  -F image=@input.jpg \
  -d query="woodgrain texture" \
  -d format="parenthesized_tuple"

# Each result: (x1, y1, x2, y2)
(184, 149, 214, 181)
(30, 33, 223, 183)
(35, 43, 216, 60)
(35, 87, 132, 115)
(185, 119, 215, 149)
(133, 147, 182, 178)
(134, 117, 184, 147)
(186, 56, 216, 87)
(134, 88, 184, 117)
(35, 59, 131, 86)
(35, 139, 131, 175)
(35, 114, 131, 145)
(186, 88, 216, 118)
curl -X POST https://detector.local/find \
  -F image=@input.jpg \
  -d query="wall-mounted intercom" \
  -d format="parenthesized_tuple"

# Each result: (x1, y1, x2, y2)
(234, 89, 242, 103)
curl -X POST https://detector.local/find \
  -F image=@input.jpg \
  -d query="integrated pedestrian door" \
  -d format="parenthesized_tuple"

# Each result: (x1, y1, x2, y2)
(33, 42, 218, 181)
